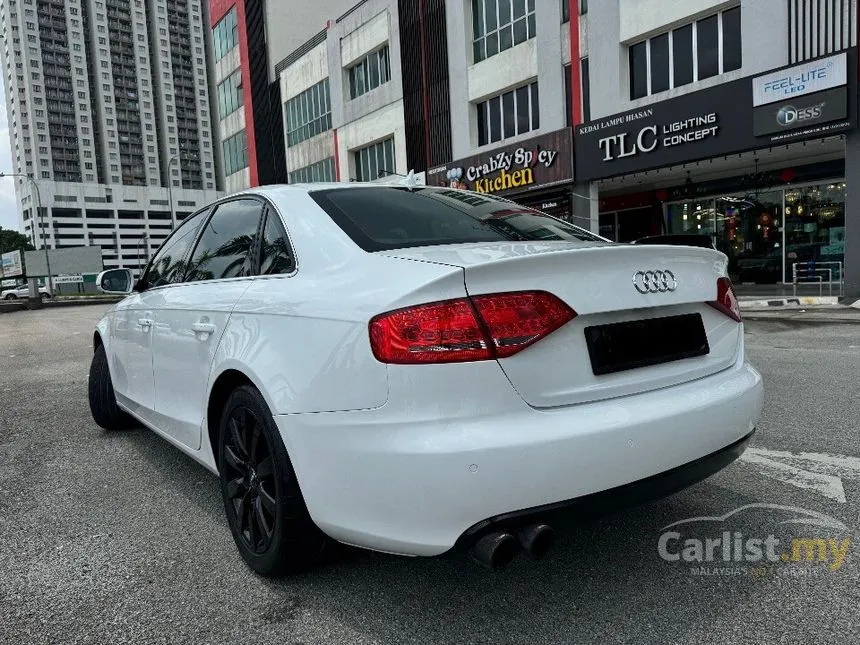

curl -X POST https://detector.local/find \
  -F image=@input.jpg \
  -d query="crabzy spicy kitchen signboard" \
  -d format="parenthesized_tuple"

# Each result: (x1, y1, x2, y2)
(426, 128, 573, 196)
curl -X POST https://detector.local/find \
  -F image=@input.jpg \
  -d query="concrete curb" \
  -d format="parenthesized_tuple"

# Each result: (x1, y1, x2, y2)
(0, 297, 121, 313)
(739, 296, 841, 308)
(47, 298, 122, 307)
(742, 311, 860, 323)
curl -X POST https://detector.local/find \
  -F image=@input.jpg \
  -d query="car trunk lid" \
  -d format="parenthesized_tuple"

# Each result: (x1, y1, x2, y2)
(379, 242, 741, 407)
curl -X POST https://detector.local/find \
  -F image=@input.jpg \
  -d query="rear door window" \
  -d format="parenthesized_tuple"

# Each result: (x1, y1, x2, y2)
(310, 187, 605, 251)
(258, 209, 296, 275)
(185, 199, 263, 282)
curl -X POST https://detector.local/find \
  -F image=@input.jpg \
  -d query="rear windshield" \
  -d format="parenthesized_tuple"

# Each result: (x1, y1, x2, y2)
(310, 187, 605, 252)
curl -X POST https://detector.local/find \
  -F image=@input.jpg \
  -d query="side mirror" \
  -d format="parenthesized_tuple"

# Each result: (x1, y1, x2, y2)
(96, 268, 134, 295)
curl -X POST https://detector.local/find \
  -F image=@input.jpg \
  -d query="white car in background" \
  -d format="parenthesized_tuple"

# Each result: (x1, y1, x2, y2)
(1, 283, 51, 300)
(89, 183, 763, 576)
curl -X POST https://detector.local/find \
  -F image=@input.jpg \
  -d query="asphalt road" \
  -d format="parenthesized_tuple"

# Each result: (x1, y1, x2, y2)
(1, 306, 858, 645)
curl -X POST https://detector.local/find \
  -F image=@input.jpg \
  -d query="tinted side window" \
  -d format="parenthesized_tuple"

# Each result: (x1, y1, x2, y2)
(185, 199, 263, 282)
(259, 210, 296, 275)
(144, 211, 207, 288)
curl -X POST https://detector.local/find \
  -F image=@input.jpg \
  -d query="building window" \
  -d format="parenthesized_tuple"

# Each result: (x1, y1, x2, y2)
(629, 7, 742, 100)
(472, 0, 536, 63)
(476, 81, 539, 146)
(213, 6, 239, 61)
(288, 157, 336, 184)
(222, 129, 249, 176)
(348, 46, 390, 100)
(216, 70, 243, 120)
(562, 0, 569, 23)
(285, 79, 331, 146)
(354, 138, 395, 182)
(581, 57, 590, 122)
(564, 64, 572, 127)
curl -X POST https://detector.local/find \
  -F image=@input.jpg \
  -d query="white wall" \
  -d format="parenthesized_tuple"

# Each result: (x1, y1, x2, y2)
(619, 0, 733, 41)
(340, 11, 389, 67)
(336, 101, 407, 181)
(467, 40, 538, 102)
(282, 42, 329, 100)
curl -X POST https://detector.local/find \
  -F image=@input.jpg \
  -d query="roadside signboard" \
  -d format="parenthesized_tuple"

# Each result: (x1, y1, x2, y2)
(24, 246, 102, 277)
(1, 250, 23, 278)
(53, 274, 85, 284)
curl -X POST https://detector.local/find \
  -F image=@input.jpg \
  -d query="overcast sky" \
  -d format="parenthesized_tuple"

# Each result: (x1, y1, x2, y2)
(0, 79, 19, 232)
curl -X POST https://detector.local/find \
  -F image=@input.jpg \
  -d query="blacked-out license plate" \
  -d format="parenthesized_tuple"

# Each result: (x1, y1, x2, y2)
(584, 313, 710, 376)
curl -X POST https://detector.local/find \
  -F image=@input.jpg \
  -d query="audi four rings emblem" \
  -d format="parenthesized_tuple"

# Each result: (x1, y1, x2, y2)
(632, 270, 678, 294)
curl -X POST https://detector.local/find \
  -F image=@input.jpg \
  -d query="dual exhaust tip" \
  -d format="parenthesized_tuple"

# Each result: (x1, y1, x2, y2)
(469, 523, 555, 571)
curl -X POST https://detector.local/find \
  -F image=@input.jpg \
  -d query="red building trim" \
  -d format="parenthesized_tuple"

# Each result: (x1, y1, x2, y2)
(333, 128, 341, 181)
(569, 1, 583, 126)
(209, 1, 259, 186)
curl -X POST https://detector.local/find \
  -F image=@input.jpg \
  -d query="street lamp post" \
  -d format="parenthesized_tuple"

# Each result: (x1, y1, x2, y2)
(0, 172, 52, 295)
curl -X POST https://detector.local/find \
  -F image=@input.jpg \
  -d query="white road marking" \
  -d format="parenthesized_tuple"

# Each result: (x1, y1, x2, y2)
(739, 447, 860, 504)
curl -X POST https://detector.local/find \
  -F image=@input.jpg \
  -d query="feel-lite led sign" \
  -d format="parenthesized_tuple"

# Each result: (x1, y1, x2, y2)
(753, 52, 847, 107)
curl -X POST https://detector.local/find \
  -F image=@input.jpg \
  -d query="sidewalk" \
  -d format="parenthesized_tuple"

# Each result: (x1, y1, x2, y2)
(739, 296, 860, 323)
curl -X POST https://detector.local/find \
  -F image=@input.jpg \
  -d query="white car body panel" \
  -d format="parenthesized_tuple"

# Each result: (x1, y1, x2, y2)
(91, 184, 764, 558)
(149, 278, 253, 450)
(278, 357, 762, 556)
(111, 294, 156, 418)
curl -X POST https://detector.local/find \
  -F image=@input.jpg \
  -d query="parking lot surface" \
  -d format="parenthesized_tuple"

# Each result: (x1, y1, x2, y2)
(1, 306, 858, 644)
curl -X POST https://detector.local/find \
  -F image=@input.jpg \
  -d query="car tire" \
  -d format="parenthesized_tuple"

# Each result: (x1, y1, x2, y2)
(40, 292, 50, 301)
(88, 344, 133, 430)
(4, 294, 17, 300)
(218, 385, 326, 576)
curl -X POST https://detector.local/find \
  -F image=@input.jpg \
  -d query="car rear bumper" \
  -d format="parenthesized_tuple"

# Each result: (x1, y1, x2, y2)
(275, 360, 763, 557)
(453, 428, 755, 552)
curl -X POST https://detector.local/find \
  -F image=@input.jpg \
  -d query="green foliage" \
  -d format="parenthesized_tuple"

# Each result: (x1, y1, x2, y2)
(0, 227, 35, 255)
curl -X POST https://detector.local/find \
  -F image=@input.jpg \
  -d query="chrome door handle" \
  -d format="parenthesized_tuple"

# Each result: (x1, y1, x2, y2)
(137, 317, 153, 330)
(191, 322, 216, 335)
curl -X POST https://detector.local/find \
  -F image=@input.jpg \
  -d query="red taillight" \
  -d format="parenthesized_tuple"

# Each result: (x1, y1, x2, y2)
(369, 291, 576, 364)
(471, 291, 577, 358)
(707, 277, 742, 322)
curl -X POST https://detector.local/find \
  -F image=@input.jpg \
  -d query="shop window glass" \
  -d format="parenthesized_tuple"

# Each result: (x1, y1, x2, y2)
(650, 33, 670, 94)
(722, 7, 742, 72)
(673, 25, 693, 86)
(718, 192, 783, 284)
(697, 15, 719, 80)
(629, 42, 647, 99)
(783, 183, 845, 285)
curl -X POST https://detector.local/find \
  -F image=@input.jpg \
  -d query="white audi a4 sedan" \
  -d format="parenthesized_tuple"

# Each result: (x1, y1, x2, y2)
(90, 183, 763, 575)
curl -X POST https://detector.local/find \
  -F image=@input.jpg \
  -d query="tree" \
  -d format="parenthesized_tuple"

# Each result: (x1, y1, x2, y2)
(0, 227, 34, 255)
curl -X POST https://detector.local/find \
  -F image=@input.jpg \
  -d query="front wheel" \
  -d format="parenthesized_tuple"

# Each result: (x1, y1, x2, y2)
(40, 292, 50, 301)
(4, 294, 17, 300)
(88, 344, 133, 430)
(218, 385, 326, 576)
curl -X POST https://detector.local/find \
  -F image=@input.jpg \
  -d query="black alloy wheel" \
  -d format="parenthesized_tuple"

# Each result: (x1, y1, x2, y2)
(218, 385, 326, 576)
(222, 405, 277, 555)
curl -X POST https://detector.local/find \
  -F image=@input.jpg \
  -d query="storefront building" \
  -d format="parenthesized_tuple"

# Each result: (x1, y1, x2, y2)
(574, 49, 857, 290)
(426, 129, 577, 222)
